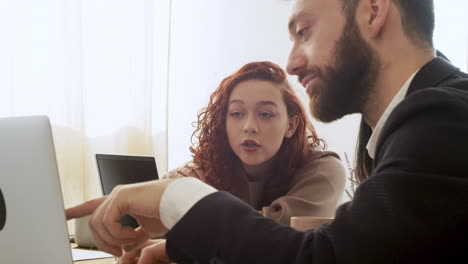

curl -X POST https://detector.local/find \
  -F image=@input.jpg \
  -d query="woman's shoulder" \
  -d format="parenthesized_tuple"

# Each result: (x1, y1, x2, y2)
(307, 148, 341, 163)
(162, 160, 206, 180)
(292, 148, 345, 183)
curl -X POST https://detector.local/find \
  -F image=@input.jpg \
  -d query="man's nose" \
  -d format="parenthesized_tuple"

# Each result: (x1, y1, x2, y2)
(287, 48, 307, 75)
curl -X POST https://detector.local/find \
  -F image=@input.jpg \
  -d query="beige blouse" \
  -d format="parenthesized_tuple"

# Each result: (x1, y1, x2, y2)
(164, 150, 346, 226)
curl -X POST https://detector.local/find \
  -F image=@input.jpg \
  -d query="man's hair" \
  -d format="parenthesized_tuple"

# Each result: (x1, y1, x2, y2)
(341, 0, 435, 48)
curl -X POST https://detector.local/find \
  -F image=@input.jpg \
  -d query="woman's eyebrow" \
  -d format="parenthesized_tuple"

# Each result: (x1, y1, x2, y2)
(228, 100, 277, 107)
(228, 99, 244, 105)
(256, 101, 277, 107)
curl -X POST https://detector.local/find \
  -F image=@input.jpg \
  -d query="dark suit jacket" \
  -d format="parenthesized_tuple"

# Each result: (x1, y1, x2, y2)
(165, 58, 468, 263)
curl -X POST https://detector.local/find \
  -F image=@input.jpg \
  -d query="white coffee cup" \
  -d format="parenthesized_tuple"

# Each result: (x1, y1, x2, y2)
(74, 215, 97, 248)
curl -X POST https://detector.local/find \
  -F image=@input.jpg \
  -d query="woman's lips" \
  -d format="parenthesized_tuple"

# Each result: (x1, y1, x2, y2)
(241, 145, 259, 152)
(241, 140, 260, 152)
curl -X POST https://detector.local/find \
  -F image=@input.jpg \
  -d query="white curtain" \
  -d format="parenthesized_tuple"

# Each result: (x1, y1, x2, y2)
(0, 0, 171, 235)
(0, 0, 467, 229)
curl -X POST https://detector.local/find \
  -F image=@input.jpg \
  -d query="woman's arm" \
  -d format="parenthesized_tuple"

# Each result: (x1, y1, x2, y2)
(262, 153, 346, 225)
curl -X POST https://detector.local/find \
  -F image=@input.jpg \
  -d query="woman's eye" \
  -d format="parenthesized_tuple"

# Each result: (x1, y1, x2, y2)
(259, 112, 274, 118)
(230, 112, 243, 117)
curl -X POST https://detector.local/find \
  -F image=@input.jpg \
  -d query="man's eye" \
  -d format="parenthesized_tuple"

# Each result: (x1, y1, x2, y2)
(297, 28, 308, 39)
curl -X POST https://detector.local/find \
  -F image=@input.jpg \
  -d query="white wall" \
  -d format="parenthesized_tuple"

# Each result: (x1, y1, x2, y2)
(433, 0, 468, 72)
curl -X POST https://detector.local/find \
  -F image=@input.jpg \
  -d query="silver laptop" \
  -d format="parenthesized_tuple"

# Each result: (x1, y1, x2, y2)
(0, 116, 73, 263)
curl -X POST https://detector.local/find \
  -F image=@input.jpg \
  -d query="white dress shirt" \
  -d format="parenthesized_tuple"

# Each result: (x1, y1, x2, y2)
(160, 177, 217, 229)
(366, 71, 418, 158)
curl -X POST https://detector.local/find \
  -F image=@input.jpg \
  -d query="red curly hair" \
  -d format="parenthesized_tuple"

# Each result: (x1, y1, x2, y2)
(190, 61, 325, 207)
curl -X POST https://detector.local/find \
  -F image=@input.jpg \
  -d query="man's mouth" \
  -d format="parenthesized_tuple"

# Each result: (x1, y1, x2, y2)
(300, 74, 318, 88)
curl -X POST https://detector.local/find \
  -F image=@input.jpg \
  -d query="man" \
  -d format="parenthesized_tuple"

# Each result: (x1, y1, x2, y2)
(66, 0, 468, 263)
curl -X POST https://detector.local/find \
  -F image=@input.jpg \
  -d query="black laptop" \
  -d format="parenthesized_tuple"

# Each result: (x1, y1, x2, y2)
(96, 154, 159, 228)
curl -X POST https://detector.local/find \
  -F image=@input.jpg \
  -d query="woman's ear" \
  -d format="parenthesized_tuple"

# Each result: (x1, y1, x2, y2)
(285, 115, 299, 139)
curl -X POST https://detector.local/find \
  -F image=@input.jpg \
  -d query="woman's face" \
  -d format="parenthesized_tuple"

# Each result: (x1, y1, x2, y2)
(226, 79, 297, 168)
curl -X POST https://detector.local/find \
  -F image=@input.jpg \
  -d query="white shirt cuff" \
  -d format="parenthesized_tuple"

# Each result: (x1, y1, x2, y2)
(159, 177, 217, 230)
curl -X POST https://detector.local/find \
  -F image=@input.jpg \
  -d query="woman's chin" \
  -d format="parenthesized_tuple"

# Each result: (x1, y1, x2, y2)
(240, 159, 262, 167)
(240, 157, 271, 167)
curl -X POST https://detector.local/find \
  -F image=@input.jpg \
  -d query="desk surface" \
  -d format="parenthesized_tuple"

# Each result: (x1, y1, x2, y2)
(74, 258, 115, 264)
(71, 243, 116, 264)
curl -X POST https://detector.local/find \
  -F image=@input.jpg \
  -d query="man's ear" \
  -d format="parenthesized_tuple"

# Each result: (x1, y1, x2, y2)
(359, 0, 390, 38)
(285, 115, 299, 139)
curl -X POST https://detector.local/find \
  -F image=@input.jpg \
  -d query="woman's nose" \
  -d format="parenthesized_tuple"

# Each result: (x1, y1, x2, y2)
(243, 115, 258, 134)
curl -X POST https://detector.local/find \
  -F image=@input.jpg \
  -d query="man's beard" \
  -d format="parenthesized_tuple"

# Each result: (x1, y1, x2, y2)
(309, 17, 381, 123)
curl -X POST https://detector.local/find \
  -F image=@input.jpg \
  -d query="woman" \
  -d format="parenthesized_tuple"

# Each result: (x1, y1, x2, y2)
(119, 61, 346, 264)
(166, 61, 345, 224)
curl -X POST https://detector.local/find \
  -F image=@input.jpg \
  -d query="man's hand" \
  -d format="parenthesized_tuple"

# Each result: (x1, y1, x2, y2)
(65, 179, 175, 257)
(118, 239, 171, 264)
(138, 240, 171, 264)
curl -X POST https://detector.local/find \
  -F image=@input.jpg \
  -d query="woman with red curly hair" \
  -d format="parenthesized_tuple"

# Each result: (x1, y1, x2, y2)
(167, 61, 346, 224)
(118, 61, 346, 263)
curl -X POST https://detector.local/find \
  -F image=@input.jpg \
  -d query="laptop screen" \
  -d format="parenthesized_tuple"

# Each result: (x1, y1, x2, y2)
(96, 154, 159, 195)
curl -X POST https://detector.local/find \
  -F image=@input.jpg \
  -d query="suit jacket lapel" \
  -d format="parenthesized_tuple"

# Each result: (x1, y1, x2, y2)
(406, 57, 460, 96)
(372, 57, 460, 170)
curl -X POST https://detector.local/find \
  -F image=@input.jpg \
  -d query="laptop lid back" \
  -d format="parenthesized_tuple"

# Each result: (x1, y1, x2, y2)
(96, 154, 159, 195)
(0, 116, 72, 263)
(95, 154, 158, 228)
